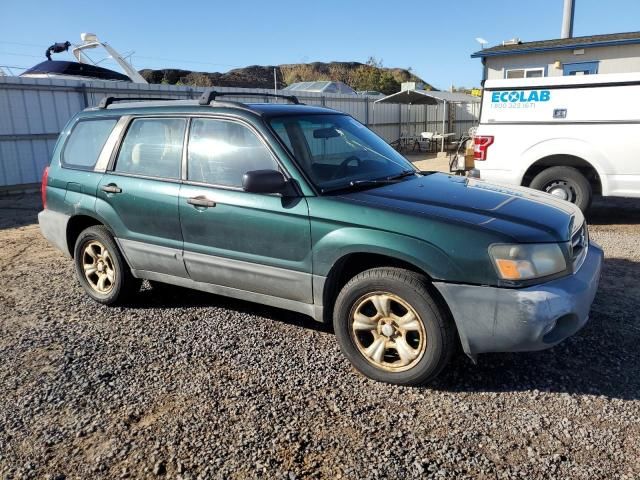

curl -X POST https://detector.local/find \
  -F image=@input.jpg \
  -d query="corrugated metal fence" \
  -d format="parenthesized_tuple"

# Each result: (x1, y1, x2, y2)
(0, 76, 478, 188)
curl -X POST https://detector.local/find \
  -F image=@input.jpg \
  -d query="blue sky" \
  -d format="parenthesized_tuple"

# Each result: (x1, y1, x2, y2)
(2, 0, 640, 89)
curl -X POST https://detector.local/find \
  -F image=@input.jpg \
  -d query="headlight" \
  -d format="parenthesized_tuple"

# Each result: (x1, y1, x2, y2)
(489, 243, 567, 281)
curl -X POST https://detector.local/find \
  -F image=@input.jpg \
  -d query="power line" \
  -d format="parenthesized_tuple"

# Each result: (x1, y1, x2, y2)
(0, 51, 42, 58)
(132, 55, 242, 69)
(0, 40, 46, 48)
(0, 41, 244, 69)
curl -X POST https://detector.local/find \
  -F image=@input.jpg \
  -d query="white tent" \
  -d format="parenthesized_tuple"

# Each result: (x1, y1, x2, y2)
(375, 90, 480, 151)
(283, 81, 357, 95)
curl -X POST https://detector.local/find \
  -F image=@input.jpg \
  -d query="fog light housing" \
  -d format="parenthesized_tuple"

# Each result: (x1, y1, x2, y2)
(541, 318, 558, 336)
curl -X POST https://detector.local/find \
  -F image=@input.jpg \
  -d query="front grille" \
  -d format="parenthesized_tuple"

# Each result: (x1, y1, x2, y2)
(570, 223, 589, 271)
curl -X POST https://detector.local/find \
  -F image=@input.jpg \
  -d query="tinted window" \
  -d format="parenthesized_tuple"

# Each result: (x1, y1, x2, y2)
(63, 119, 117, 169)
(115, 118, 186, 179)
(187, 118, 278, 187)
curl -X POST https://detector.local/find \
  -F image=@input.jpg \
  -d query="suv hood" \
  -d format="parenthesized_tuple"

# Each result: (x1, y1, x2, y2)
(337, 173, 583, 243)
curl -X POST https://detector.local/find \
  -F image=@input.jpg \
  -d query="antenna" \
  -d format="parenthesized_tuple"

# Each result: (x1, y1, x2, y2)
(475, 37, 488, 49)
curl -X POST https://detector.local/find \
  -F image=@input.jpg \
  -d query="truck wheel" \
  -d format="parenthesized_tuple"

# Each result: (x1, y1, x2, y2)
(73, 225, 141, 305)
(529, 166, 592, 211)
(333, 267, 455, 386)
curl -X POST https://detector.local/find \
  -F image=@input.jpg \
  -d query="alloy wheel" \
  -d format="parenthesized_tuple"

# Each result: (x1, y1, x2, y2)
(349, 292, 427, 372)
(82, 240, 116, 294)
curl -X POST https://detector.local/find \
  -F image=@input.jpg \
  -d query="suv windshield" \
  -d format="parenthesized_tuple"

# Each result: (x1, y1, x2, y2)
(269, 114, 416, 192)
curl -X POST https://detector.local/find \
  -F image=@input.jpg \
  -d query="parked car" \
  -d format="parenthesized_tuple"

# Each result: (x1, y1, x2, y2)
(39, 90, 603, 386)
(473, 72, 640, 211)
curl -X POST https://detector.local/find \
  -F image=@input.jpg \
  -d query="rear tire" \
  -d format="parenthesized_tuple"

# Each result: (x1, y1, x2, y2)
(529, 166, 592, 212)
(333, 267, 455, 386)
(73, 226, 141, 305)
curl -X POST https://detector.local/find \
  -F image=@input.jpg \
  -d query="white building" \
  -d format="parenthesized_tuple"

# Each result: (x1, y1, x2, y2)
(472, 31, 640, 81)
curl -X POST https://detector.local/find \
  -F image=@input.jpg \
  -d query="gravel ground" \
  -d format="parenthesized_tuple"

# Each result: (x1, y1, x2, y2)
(0, 193, 639, 480)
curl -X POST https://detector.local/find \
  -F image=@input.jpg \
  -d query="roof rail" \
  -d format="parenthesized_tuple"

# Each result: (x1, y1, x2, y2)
(97, 96, 179, 109)
(198, 89, 300, 106)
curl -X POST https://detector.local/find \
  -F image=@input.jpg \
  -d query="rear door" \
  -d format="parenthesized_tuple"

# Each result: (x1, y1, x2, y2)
(96, 116, 188, 277)
(178, 117, 313, 303)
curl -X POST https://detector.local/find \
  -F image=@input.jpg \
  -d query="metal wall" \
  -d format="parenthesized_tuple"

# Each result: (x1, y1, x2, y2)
(0, 76, 478, 187)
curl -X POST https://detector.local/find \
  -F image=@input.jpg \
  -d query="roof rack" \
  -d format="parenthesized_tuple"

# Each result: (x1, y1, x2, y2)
(198, 89, 300, 106)
(97, 96, 179, 109)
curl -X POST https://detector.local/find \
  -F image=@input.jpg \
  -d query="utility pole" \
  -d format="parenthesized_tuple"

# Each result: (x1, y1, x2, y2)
(561, 0, 575, 39)
(274, 67, 277, 94)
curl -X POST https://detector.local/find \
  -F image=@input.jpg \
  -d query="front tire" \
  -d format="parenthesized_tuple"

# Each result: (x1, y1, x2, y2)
(73, 226, 140, 305)
(333, 267, 455, 386)
(529, 166, 592, 212)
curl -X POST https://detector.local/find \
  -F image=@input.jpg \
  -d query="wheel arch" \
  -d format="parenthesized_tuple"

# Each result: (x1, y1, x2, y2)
(66, 214, 106, 258)
(320, 252, 452, 326)
(518, 138, 608, 195)
(522, 154, 602, 195)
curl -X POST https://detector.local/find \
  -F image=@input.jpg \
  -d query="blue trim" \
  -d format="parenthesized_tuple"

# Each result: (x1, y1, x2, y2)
(562, 61, 599, 75)
(471, 37, 640, 58)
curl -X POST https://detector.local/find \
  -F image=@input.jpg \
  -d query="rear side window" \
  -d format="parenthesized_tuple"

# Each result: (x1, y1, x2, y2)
(115, 118, 186, 179)
(187, 118, 278, 187)
(62, 119, 117, 169)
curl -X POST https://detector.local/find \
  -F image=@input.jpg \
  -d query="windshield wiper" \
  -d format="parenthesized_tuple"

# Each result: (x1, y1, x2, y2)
(320, 171, 417, 194)
(320, 179, 392, 194)
(385, 169, 417, 181)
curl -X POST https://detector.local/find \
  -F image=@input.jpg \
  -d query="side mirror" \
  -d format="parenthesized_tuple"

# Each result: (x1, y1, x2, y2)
(242, 169, 289, 194)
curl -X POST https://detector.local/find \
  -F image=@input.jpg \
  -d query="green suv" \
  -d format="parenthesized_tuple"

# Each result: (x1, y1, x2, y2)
(39, 90, 603, 386)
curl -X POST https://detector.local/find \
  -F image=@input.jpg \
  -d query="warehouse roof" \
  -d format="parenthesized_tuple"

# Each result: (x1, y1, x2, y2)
(471, 31, 640, 58)
(283, 81, 357, 95)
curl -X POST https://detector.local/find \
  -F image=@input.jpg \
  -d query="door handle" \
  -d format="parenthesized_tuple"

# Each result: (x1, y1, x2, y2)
(187, 196, 216, 208)
(101, 184, 122, 194)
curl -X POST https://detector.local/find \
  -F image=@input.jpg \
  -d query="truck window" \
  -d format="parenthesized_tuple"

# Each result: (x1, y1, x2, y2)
(62, 119, 118, 169)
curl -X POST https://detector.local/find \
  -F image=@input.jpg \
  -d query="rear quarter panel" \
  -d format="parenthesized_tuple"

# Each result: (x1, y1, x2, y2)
(45, 115, 104, 219)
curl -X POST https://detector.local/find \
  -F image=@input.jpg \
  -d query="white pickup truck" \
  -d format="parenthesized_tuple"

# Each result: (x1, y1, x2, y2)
(472, 73, 640, 211)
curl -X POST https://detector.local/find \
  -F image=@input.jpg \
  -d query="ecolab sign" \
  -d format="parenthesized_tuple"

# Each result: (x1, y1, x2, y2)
(491, 90, 551, 103)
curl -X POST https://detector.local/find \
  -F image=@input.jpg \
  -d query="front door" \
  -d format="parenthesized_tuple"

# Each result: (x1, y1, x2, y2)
(96, 116, 188, 277)
(179, 117, 312, 303)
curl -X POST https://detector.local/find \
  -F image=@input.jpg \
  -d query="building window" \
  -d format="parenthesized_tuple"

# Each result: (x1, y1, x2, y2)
(505, 67, 545, 79)
(563, 61, 599, 76)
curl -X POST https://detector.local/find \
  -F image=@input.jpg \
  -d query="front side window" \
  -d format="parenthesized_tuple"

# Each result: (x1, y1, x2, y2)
(269, 114, 415, 192)
(63, 118, 117, 169)
(115, 118, 186, 179)
(187, 118, 279, 187)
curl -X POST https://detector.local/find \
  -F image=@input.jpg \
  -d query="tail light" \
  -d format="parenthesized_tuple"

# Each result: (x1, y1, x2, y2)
(41, 166, 49, 209)
(473, 135, 494, 161)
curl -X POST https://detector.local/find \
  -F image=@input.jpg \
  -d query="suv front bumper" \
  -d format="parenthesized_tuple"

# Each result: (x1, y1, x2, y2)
(434, 242, 603, 357)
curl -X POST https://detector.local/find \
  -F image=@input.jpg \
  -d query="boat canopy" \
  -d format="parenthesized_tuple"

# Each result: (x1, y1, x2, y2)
(22, 60, 132, 82)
